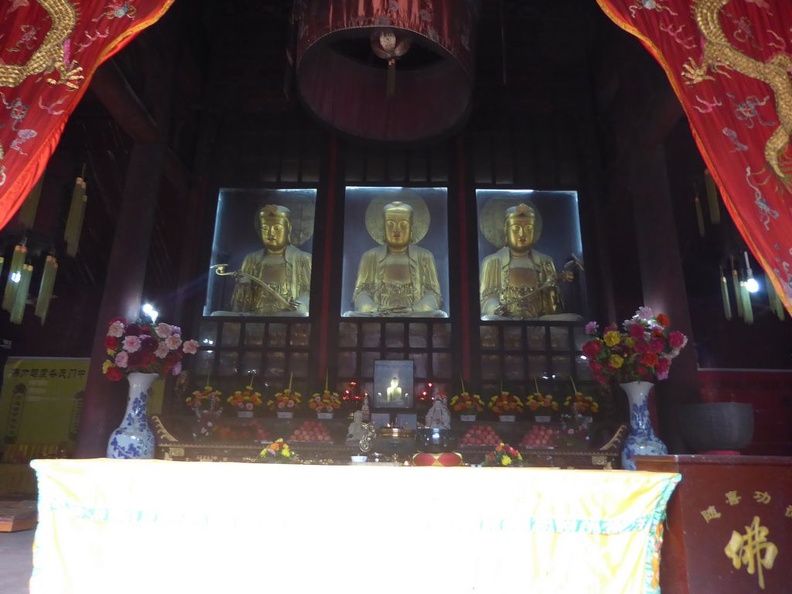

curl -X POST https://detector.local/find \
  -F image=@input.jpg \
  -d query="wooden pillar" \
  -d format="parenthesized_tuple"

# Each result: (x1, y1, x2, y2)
(74, 143, 166, 457)
(630, 143, 700, 453)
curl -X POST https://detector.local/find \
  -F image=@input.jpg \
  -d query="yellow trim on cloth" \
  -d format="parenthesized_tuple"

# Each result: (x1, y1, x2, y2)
(30, 459, 679, 594)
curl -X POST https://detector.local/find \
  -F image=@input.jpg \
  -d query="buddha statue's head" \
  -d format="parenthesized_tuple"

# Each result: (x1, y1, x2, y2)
(383, 201, 413, 253)
(504, 203, 537, 254)
(256, 204, 292, 254)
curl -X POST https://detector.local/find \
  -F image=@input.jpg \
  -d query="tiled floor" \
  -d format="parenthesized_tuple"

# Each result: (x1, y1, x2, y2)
(0, 528, 34, 594)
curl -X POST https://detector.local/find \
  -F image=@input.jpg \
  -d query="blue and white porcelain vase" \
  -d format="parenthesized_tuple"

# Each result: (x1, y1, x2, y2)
(620, 381, 667, 470)
(107, 372, 158, 459)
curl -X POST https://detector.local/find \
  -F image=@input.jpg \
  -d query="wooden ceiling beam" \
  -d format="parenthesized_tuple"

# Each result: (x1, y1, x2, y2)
(89, 60, 191, 196)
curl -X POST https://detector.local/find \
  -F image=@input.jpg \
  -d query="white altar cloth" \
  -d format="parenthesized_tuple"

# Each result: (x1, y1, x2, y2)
(30, 458, 679, 594)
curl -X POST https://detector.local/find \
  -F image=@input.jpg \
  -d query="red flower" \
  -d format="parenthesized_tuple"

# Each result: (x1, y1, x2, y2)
(105, 366, 124, 382)
(669, 331, 686, 349)
(640, 352, 659, 368)
(582, 340, 601, 358)
(104, 336, 119, 351)
(655, 313, 670, 328)
(628, 324, 645, 339)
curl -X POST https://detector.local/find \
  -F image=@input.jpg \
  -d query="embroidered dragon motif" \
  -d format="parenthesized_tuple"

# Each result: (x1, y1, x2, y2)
(684, 0, 792, 182)
(0, 0, 83, 90)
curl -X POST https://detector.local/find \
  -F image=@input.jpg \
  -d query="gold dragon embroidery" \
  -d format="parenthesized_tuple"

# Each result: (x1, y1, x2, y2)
(684, 0, 792, 182)
(0, 0, 83, 90)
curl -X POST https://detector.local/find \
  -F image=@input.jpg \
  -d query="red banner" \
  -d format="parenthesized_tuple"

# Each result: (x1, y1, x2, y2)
(597, 0, 792, 315)
(0, 0, 174, 230)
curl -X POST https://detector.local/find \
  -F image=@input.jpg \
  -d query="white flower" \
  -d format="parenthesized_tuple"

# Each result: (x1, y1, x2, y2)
(108, 320, 126, 338)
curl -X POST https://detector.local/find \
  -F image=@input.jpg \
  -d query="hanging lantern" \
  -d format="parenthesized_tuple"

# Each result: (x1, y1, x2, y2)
(294, 0, 478, 144)
(64, 173, 87, 257)
(2, 243, 28, 313)
(35, 255, 58, 324)
(9, 264, 33, 324)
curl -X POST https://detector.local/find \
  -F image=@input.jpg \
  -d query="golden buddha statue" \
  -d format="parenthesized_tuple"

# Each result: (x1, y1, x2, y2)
(480, 202, 573, 320)
(227, 205, 312, 316)
(348, 200, 446, 317)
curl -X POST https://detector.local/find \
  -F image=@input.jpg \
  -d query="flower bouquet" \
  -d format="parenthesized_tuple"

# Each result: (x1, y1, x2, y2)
(308, 389, 342, 417)
(268, 383, 302, 418)
(185, 385, 223, 439)
(103, 318, 199, 381)
(563, 391, 599, 416)
(186, 385, 223, 414)
(482, 442, 523, 467)
(257, 438, 300, 464)
(525, 381, 559, 421)
(488, 390, 523, 420)
(449, 391, 485, 418)
(582, 307, 688, 385)
(227, 384, 263, 418)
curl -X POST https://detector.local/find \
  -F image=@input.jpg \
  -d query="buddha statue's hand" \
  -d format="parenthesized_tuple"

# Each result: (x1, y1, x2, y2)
(494, 303, 511, 317)
(355, 295, 379, 313)
(414, 295, 439, 313)
(234, 273, 251, 285)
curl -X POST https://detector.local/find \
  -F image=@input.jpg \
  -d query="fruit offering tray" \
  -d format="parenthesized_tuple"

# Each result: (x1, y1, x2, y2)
(458, 423, 628, 469)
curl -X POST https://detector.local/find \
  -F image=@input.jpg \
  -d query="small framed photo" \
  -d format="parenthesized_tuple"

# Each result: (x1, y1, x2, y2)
(373, 360, 414, 409)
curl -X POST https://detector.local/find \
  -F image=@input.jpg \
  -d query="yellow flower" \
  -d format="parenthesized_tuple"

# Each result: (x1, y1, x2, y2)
(609, 354, 624, 368)
(502, 456, 512, 466)
(603, 330, 621, 347)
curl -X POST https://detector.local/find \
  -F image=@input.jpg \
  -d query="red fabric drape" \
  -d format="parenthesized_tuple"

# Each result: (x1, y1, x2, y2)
(0, 0, 175, 230)
(597, 0, 792, 315)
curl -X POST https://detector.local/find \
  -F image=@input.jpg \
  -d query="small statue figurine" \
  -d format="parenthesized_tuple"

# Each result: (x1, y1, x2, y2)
(425, 396, 451, 430)
(346, 410, 365, 442)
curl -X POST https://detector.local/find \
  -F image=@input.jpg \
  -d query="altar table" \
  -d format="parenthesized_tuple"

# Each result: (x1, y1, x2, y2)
(30, 459, 679, 594)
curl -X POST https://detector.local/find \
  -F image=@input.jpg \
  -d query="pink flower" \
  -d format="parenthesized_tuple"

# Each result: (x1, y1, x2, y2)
(123, 336, 141, 352)
(155, 323, 173, 339)
(114, 351, 129, 368)
(171, 362, 182, 376)
(584, 321, 599, 335)
(182, 340, 199, 355)
(154, 341, 170, 359)
(165, 335, 183, 350)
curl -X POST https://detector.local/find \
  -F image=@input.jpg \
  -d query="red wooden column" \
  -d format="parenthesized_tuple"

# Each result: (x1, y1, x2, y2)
(74, 143, 166, 458)
(630, 143, 700, 453)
